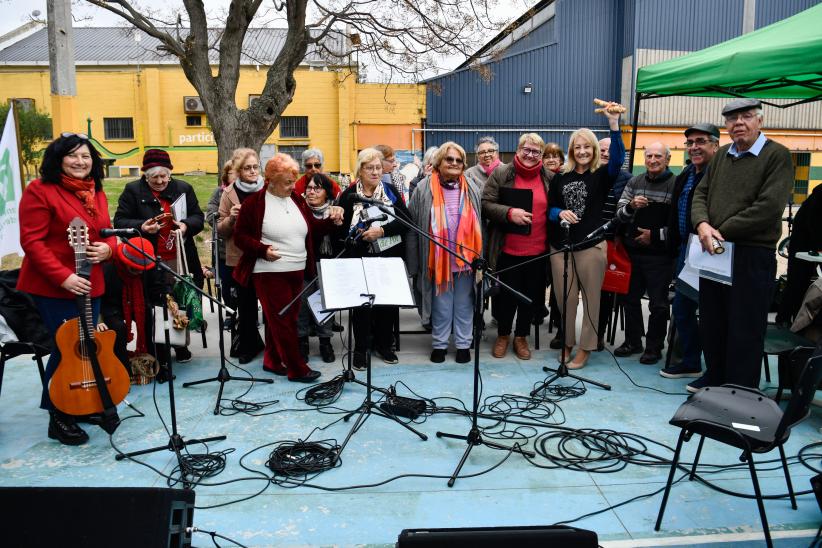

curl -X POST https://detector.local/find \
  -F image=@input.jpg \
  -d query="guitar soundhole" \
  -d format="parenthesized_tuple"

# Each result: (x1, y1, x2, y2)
(74, 340, 99, 360)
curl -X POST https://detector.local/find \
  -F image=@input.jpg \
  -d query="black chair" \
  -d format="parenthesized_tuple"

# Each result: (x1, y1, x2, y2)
(655, 344, 822, 548)
(0, 341, 48, 397)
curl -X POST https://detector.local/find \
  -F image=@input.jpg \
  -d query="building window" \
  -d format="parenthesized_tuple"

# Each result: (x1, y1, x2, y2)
(792, 152, 810, 203)
(103, 117, 134, 140)
(11, 98, 34, 112)
(186, 115, 203, 127)
(279, 116, 308, 138)
(278, 145, 308, 165)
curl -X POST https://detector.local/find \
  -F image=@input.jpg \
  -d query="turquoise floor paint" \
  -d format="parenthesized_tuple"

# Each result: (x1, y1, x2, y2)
(1, 307, 820, 547)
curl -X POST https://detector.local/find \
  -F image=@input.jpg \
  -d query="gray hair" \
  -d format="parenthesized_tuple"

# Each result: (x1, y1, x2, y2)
(475, 136, 499, 153)
(422, 146, 438, 166)
(145, 166, 171, 179)
(301, 148, 324, 166)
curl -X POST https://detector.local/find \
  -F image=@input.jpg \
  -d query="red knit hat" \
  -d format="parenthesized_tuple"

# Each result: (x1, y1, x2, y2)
(116, 237, 157, 271)
(141, 149, 173, 172)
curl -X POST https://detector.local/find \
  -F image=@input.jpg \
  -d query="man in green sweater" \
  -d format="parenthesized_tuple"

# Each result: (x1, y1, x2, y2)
(688, 98, 793, 392)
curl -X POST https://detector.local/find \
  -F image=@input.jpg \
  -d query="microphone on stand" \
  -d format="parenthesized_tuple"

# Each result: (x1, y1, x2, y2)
(350, 195, 385, 206)
(100, 227, 139, 238)
(584, 204, 634, 240)
(560, 219, 571, 230)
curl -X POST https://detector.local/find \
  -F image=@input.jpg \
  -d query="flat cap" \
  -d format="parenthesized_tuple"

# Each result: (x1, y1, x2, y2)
(685, 123, 720, 139)
(722, 98, 762, 116)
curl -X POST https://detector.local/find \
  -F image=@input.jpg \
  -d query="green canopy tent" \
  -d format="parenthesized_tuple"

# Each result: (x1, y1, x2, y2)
(629, 2, 822, 169)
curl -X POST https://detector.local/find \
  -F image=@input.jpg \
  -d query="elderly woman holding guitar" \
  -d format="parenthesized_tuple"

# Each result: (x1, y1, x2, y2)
(18, 133, 128, 446)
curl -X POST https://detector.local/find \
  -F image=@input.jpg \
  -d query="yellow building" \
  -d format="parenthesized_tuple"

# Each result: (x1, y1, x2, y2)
(0, 27, 426, 175)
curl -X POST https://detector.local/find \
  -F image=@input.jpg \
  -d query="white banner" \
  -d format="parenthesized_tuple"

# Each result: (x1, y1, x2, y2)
(0, 103, 23, 257)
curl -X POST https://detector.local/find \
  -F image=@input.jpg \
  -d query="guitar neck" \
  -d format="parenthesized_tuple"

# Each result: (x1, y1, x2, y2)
(74, 249, 93, 337)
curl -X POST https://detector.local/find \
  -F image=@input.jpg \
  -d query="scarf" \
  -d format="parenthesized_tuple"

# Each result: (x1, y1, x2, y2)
(350, 179, 393, 230)
(482, 158, 501, 176)
(513, 154, 542, 179)
(308, 200, 333, 256)
(60, 174, 97, 217)
(427, 170, 482, 295)
(115, 262, 148, 354)
(234, 175, 264, 194)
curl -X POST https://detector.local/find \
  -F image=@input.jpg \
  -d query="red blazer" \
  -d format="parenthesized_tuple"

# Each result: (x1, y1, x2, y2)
(17, 179, 116, 299)
(232, 186, 335, 287)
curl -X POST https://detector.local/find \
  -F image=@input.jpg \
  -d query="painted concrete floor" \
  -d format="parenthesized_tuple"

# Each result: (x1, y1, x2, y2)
(1, 306, 820, 547)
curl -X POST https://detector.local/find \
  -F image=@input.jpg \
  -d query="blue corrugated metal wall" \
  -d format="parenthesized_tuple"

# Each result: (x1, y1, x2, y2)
(755, 0, 821, 27)
(503, 17, 558, 57)
(634, 0, 743, 50)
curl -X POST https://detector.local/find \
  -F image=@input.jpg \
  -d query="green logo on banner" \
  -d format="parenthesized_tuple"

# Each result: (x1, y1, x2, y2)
(0, 148, 13, 217)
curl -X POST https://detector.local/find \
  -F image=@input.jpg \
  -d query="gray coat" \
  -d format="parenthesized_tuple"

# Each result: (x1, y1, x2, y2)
(481, 162, 553, 271)
(406, 175, 482, 327)
(465, 164, 491, 191)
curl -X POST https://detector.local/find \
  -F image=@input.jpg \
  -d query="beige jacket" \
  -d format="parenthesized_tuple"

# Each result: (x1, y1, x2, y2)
(217, 184, 243, 267)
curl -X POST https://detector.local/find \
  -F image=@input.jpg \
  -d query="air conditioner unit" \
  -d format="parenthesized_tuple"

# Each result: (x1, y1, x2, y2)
(183, 96, 205, 113)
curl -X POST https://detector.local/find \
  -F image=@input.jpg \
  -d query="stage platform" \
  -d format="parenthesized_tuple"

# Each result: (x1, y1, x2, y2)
(0, 306, 820, 547)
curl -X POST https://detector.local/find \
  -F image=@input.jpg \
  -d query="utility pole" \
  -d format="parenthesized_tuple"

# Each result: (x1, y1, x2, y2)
(47, 0, 77, 137)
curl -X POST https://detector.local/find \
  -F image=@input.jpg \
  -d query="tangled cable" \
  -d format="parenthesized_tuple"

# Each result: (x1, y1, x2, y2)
(301, 375, 346, 406)
(266, 439, 341, 482)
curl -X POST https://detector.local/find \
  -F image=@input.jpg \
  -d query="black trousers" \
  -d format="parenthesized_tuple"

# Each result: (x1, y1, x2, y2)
(623, 252, 673, 351)
(352, 305, 396, 352)
(494, 253, 546, 337)
(598, 290, 616, 342)
(699, 245, 775, 388)
(233, 282, 264, 357)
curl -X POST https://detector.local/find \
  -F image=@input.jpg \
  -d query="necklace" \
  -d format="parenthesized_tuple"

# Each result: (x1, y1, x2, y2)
(269, 192, 291, 214)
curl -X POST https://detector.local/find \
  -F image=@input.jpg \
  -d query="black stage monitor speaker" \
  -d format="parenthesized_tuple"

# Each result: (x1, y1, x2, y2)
(397, 525, 598, 547)
(0, 486, 194, 548)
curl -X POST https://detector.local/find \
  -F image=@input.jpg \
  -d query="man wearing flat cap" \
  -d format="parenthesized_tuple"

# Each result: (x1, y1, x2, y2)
(658, 123, 719, 380)
(688, 98, 793, 392)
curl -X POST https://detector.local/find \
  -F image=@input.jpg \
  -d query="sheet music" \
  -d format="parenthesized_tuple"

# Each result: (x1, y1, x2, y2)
(319, 258, 370, 310)
(171, 194, 187, 221)
(362, 257, 415, 306)
(686, 234, 733, 285)
(307, 289, 334, 324)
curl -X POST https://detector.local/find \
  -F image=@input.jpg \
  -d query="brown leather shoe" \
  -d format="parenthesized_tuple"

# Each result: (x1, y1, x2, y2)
(492, 335, 510, 358)
(513, 336, 531, 360)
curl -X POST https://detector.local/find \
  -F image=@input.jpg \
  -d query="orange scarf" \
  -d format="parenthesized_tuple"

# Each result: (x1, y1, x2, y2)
(428, 171, 482, 294)
(60, 174, 97, 217)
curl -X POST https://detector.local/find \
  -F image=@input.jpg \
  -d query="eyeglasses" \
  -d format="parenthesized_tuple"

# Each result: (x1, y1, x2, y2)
(61, 132, 89, 140)
(477, 149, 497, 156)
(304, 162, 322, 169)
(724, 111, 758, 122)
(241, 164, 260, 172)
(362, 166, 382, 173)
(304, 185, 324, 192)
(519, 147, 542, 158)
(685, 138, 713, 147)
(443, 156, 464, 165)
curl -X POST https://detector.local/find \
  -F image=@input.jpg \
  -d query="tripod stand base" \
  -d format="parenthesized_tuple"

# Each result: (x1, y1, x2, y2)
(436, 428, 535, 487)
(343, 401, 428, 440)
(184, 366, 274, 414)
(530, 365, 612, 396)
(115, 433, 227, 461)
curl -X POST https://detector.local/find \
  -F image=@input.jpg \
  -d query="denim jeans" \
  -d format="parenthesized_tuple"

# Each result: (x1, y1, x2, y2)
(671, 244, 701, 370)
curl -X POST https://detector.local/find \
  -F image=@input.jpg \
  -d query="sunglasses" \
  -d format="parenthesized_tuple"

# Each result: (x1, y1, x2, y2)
(61, 132, 89, 140)
(305, 162, 322, 169)
(444, 156, 464, 165)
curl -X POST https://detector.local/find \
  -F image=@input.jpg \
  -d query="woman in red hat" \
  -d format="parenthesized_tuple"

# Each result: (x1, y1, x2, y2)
(113, 149, 205, 365)
(17, 133, 117, 446)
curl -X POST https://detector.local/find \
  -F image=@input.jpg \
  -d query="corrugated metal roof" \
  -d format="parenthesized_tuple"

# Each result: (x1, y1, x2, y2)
(0, 27, 349, 66)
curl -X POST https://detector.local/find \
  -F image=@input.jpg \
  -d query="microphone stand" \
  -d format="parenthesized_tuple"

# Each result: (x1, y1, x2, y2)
(183, 215, 273, 414)
(530, 224, 612, 395)
(112, 236, 226, 484)
(365, 202, 536, 486)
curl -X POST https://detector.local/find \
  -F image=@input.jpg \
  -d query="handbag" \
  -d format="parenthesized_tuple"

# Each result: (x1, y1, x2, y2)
(602, 239, 631, 295)
(172, 231, 205, 331)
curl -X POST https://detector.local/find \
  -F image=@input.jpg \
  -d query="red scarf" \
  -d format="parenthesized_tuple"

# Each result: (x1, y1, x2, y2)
(115, 262, 148, 354)
(60, 174, 97, 217)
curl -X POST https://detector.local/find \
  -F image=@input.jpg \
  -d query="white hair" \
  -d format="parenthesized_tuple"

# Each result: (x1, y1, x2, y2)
(145, 166, 171, 179)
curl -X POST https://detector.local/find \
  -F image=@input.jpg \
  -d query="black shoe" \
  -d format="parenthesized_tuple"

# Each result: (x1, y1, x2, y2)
(614, 341, 643, 357)
(299, 336, 309, 360)
(549, 335, 563, 350)
(175, 347, 192, 363)
(289, 369, 322, 383)
(319, 339, 335, 363)
(48, 411, 89, 446)
(659, 364, 702, 379)
(332, 321, 344, 333)
(639, 349, 662, 365)
(376, 347, 398, 364)
(155, 368, 176, 383)
(686, 375, 714, 394)
(238, 353, 257, 365)
(77, 413, 103, 426)
(352, 351, 367, 371)
(455, 348, 471, 364)
(430, 348, 446, 363)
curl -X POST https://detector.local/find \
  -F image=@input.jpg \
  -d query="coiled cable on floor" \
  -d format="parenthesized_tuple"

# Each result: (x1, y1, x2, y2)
(301, 375, 346, 406)
(266, 439, 341, 481)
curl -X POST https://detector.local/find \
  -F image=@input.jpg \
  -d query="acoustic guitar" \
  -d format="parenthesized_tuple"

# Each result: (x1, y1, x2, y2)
(49, 217, 130, 419)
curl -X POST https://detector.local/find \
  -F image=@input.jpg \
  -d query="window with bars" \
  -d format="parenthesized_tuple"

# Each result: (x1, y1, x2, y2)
(103, 117, 134, 140)
(186, 115, 203, 127)
(278, 145, 308, 165)
(279, 116, 309, 138)
(791, 152, 810, 203)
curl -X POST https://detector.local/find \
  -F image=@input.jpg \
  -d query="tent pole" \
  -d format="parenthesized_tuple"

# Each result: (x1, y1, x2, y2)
(628, 92, 642, 172)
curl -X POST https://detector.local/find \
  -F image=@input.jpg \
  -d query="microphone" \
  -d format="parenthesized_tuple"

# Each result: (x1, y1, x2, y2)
(347, 214, 389, 237)
(350, 195, 385, 206)
(584, 204, 633, 240)
(100, 227, 138, 237)
(560, 219, 571, 229)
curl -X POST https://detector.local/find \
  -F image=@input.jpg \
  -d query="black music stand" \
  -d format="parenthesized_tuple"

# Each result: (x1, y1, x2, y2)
(183, 215, 272, 414)
(112, 237, 226, 487)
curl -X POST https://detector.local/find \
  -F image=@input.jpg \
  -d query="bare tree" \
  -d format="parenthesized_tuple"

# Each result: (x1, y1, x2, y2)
(85, 0, 519, 170)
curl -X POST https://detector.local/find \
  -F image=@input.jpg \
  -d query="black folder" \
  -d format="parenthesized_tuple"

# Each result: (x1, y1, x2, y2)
(499, 187, 533, 235)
